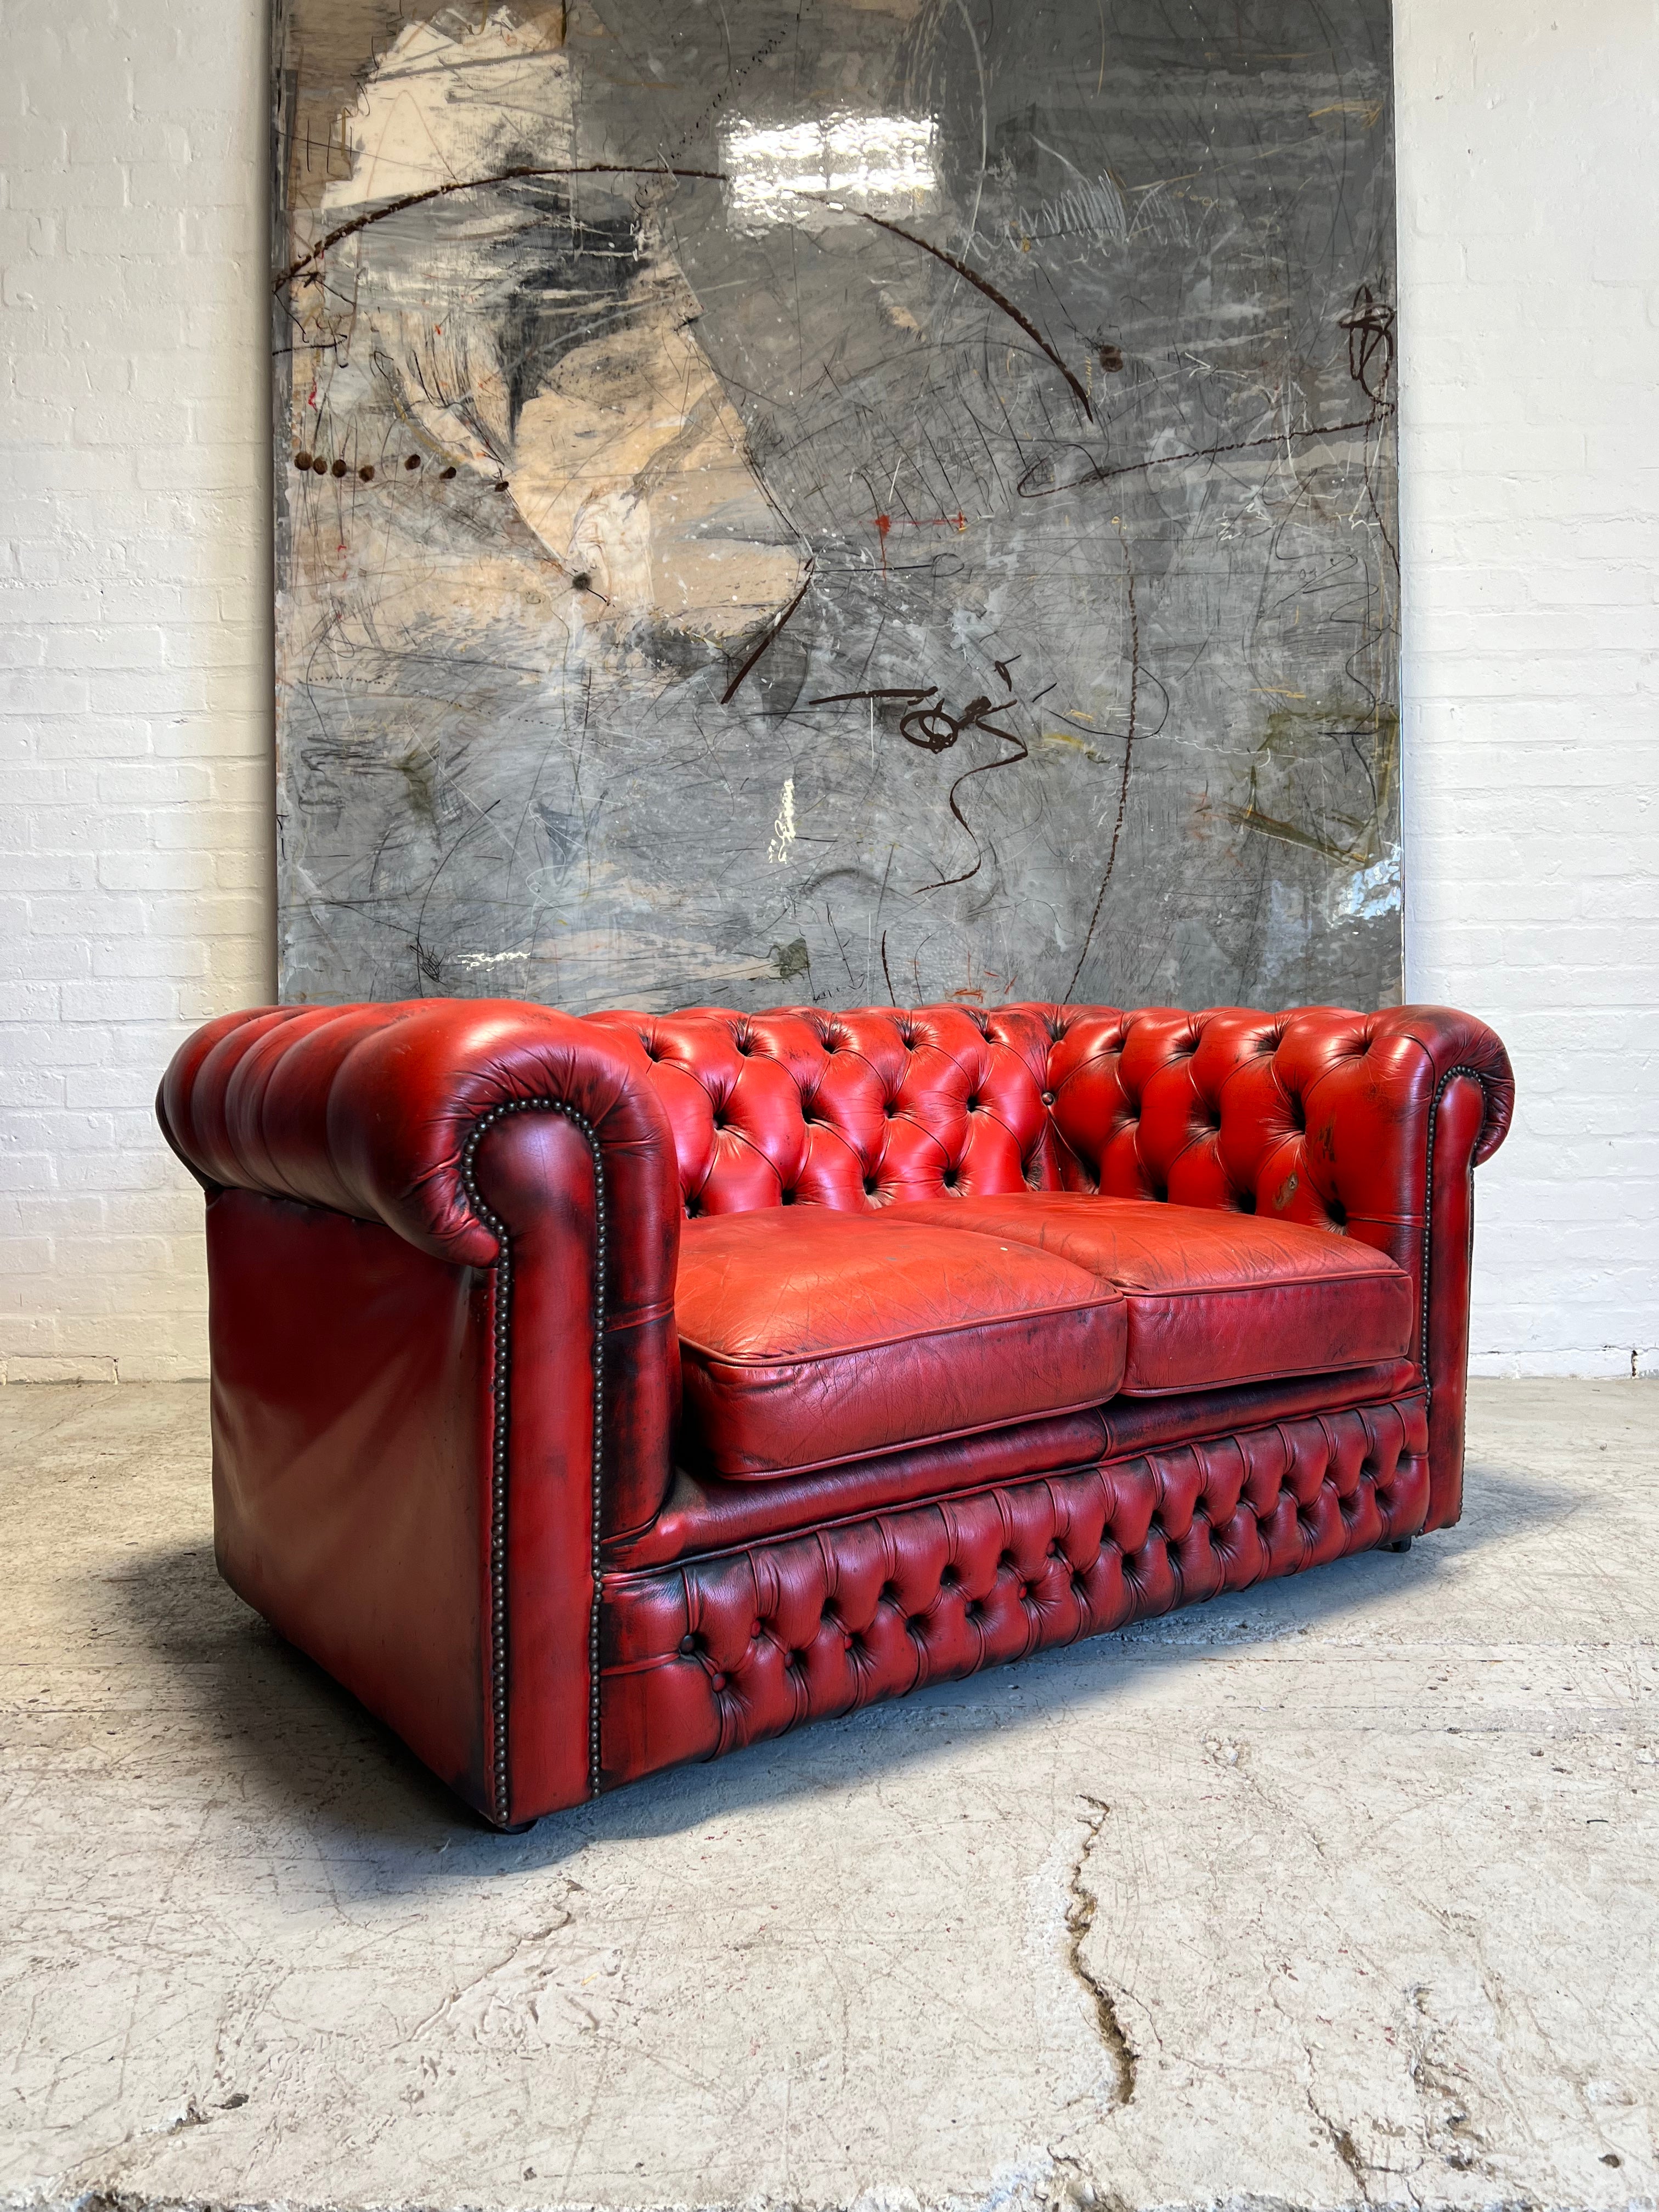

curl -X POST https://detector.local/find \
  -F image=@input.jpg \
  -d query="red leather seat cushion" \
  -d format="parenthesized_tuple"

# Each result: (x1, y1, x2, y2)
(675, 1209, 1126, 1480)
(889, 1194, 1413, 1395)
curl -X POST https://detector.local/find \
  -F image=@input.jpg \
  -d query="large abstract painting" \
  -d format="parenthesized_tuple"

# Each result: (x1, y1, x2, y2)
(273, 0, 1401, 1013)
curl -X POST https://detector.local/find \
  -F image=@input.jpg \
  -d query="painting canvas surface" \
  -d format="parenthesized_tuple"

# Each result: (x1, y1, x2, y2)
(273, 0, 1401, 1014)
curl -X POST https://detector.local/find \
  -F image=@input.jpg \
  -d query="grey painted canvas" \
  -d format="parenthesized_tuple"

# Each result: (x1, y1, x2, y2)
(273, 0, 1401, 1014)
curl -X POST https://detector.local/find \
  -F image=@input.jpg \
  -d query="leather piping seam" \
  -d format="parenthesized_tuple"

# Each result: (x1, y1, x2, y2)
(599, 1385, 1430, 1581)
(1420, 1064, 1488, 1403)
(680, 1294, 1123, 1365)
(459, 1098, 608, 1825)
(691, 1384, 1118, 1482)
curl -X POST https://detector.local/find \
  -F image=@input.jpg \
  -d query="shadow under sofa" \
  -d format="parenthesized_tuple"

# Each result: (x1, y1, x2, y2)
(157, 997, 1514, 1829)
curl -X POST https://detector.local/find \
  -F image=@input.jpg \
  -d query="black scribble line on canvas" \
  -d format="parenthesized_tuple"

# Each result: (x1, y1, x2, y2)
(823, 904, 859, 989)
(803, 682, 1037, 891)
(275, 164, 729, 293)
(1340, 284, 1401, 574)
(807, 687, 937, 707)
(918, 704, 1030, 892)
(410, 804, 500, 993)
(719, 560, 815, 703)
(820, 204, 1094, 424)
(879, 928, 898, 1007)
(1018, 414, 1391, 500)
(1065, 537, 1140, 999)
(871, 844, 899, 1006)
(1340, 284, 1396, 407)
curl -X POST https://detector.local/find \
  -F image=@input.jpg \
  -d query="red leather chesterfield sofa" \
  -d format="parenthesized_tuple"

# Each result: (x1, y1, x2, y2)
(158, 998, 1513, 1829)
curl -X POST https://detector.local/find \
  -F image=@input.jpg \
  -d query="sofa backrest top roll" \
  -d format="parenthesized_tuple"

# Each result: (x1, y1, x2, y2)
(585, 1001, 1513, 1240)
(157, 996, 1513, 1273)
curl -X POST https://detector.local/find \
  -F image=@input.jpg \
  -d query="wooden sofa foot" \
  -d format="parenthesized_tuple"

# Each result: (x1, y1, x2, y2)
(1385, 1536, 1414, 1553)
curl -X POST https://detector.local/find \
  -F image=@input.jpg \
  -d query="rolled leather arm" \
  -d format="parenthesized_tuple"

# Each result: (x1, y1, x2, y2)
(157, 998, 682, 1280)
(1403, 1007, 1515, 1167)
(160, 1002, 685, 1822)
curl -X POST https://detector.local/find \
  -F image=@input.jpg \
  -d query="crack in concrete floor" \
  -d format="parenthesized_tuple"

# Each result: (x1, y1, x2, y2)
(1304, 2076, 1370, 2200)
(1061, 1799, 1136, 2108)
(1, 1380, 1656, 2211)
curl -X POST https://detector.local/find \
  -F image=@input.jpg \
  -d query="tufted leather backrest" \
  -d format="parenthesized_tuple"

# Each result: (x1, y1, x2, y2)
(588, 1003, 1065, 1215)
(162, 997, 1511, 1296)
(585, 1001, 1514, 1262)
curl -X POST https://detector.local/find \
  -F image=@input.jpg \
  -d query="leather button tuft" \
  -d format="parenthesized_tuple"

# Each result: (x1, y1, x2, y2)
(678, 1633, 697, 1656)
(1041, 1090, 1056, 1106)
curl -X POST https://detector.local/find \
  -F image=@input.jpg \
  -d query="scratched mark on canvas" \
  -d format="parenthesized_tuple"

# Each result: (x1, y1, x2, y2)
(273, 0, 1401, 1012)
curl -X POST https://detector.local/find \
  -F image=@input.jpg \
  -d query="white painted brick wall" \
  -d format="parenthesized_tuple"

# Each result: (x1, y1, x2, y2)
(1396, 0, 1659, 1377)
(0, 0, 273, 1381)
(1, 0, 1654, 1380)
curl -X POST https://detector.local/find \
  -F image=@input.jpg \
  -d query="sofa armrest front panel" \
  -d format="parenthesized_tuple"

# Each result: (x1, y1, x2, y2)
(160, 1000, 686, 1823)
(158, 997, 683, 1533)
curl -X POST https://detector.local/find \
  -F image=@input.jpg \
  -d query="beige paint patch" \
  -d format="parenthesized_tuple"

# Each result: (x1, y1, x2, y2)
(295, 5, 804, 647)
(319, 10, 574, 215)
(512, 278, 805, 639)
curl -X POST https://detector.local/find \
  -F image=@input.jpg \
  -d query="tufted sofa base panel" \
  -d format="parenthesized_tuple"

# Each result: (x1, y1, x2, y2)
(597, 1392, 1429, 1791)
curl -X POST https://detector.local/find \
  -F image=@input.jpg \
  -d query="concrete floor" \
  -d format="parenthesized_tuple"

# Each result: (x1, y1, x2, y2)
(0, 1384, 1654, 2212)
